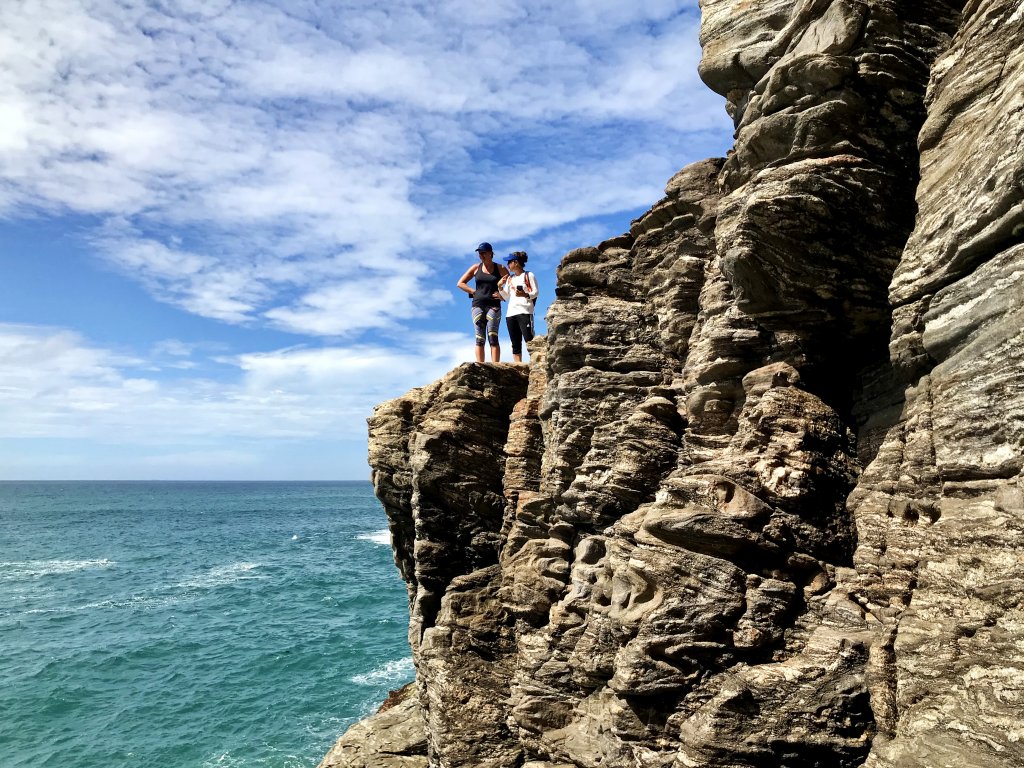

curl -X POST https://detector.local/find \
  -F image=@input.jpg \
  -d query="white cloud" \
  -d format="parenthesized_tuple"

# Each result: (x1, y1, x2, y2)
(0, 323, 469, 442)
(134, 449, 263, 469)
(421, 152, 675, 251)
(152, 339, 197, 357)
(265, 274, 452, 336)
(0, 0, 729, 334)
(0, 323, 139, 385)
(94, 234, 270, 323)
(233, 339, 469, 404)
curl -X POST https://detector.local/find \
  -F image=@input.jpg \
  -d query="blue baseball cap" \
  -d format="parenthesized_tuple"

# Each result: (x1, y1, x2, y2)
(503, 253, 520, 263)
(475, 242, 493, 252)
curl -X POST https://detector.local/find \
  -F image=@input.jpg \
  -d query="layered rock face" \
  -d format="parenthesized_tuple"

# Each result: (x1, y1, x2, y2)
(322, 1, 1024, 767)
(848, 2, 1024, 764)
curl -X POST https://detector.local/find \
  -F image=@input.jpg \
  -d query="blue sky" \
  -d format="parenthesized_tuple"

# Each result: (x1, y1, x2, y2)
(0, 0, 732, 480)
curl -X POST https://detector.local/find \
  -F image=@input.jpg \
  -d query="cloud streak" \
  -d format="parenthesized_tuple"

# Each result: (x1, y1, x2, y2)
(0, 323, 469, 442)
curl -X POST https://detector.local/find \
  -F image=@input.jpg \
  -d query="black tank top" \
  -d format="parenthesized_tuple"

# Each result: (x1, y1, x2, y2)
(473, 263, 502, 307)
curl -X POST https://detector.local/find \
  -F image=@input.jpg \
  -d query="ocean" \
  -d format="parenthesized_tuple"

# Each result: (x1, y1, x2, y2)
(0, 481, 414, 768)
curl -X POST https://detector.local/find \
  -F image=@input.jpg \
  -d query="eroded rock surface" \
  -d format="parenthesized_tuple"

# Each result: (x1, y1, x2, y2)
(850, 2, 1024, 765)
(367, 362, 530, 768)
(318, 685, 427, 768)
(324, 1, 1024, 766)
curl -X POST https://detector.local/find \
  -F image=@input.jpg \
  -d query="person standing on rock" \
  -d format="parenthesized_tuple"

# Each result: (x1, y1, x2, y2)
(457, 242, 508, 363)
(498, 251, 538, 363)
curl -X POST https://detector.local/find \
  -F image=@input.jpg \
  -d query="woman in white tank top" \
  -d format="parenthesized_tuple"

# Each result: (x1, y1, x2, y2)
(498, 251, 538, 363)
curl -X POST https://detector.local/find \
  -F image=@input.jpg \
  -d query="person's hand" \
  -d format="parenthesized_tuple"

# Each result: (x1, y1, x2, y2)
(492, 292, 501, 299)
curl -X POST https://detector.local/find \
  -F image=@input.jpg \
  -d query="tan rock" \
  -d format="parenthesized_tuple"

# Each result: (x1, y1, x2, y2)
(317, 685, 427, 768)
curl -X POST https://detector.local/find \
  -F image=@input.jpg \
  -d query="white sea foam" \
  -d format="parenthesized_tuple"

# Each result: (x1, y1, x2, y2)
(201, 748, 302, 768)
(76, 592, 200, 612)
(200, 751, 244, 768)
(356, 529, 391, 546)
(350, 656, 414, 686)
(0, 558, 114, 578)
(19, 589, 199, 615)
(177, 562, 264, 590)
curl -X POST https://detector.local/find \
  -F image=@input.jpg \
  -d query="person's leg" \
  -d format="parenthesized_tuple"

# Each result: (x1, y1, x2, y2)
(515, 315, 533, 362)
(507, 315, 523, 362)
(487, 306, 501, 362)
(472, 306, 486, 363)
(523, 313, 535, 343)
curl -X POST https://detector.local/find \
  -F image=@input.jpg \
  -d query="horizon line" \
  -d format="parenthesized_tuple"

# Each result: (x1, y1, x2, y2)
(0, 478, 373, 483)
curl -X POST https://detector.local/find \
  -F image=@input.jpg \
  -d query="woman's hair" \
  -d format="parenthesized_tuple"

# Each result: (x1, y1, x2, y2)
(511, 250, 528, 265)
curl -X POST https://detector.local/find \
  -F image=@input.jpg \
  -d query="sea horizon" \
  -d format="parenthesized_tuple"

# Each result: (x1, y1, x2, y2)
(1, 479, 411, 768)
(0, 479, 373, 483)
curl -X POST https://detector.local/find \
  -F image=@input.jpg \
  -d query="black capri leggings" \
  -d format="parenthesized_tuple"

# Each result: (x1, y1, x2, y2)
(506, 314, 535, 356)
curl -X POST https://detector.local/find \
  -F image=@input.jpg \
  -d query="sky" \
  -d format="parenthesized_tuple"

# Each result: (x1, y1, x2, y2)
(0, 0, 732, 480)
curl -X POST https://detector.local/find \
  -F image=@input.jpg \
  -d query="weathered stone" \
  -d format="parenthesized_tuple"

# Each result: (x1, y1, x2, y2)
(848, 3, 1024, 766)
(889, 1, 1024, 308)
(363, 362, 529, 767)
(317, 685, 427, 768)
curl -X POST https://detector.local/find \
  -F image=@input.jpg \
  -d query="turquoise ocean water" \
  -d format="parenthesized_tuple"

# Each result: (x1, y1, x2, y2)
(0, 481, 413, 768)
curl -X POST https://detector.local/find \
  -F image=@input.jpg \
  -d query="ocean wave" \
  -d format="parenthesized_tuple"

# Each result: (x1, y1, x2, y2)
(201, 749, 307, 768)
(8, 591, 198, 617)
(76, 592, 201, 612)
(14, 563, 264, 615)
(0, 558, 114, 579)
(201, 751, 243, 768)
(177, 562, 265, 590)
(350, 656, 414, 686)
(355, 529, 391, 546)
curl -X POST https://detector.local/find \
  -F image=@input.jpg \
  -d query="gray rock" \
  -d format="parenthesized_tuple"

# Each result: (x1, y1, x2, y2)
(366, 362, 529, 767)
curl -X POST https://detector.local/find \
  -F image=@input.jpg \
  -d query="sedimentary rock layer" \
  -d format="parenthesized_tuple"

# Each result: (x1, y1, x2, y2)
(850, 2, 1024, 765)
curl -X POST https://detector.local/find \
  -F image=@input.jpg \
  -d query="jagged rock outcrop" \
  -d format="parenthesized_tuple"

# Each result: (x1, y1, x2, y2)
(325, 1, 1024, 766)
(365, 362, 530, 768)
(318, 685, 427, 768)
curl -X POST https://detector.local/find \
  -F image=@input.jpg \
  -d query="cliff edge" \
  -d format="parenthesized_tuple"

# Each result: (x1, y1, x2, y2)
(323, 1, 1024, 766)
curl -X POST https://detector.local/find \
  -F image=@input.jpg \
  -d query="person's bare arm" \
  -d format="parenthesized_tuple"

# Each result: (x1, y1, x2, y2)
(456, 264, 478, 296)
(493, 265, 508, 299)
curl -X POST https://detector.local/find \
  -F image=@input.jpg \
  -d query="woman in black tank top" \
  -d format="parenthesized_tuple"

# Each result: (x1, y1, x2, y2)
(456, 242, 508, 362)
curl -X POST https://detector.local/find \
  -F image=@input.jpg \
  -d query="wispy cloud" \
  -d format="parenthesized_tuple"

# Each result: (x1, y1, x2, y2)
(264, 275, 452, 336)
(0, 323, 469, 441)
(0, 0, 728, 336)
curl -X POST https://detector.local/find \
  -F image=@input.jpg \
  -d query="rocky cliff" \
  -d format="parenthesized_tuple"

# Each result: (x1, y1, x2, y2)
(321, 1, 1024, 766)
